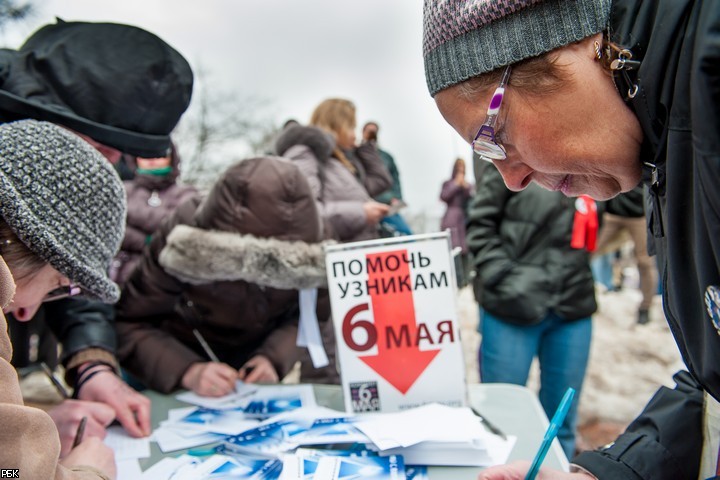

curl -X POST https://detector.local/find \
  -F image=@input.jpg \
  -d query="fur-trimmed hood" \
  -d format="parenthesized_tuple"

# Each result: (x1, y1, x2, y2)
(159, 224, 332, 289)
(275, 125, 334, 163)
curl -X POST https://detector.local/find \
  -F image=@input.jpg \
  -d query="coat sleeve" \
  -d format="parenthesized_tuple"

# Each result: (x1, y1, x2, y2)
(465, 168, 516, 288)
(374, 149, 403, 204)
(44, 298, 117, 362)
(0, 313, 110, 480)
(572, 370, 704, 480)
(42, 298, 120, 384)
(115, 207, 205, 393)
(353, 142, 392, 198)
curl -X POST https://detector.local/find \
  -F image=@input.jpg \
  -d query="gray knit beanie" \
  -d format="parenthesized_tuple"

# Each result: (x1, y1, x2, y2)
(423, 0, 611, 96)
(0, 120, 126, 302)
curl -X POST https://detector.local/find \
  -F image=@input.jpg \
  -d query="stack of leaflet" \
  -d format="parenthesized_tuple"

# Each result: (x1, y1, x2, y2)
(221, 406, 357, 458)
(151, 383, 318, 453)
(108, 383, 318, 480)
(110, 386, 514, 479)
(353, 403, 516, 467)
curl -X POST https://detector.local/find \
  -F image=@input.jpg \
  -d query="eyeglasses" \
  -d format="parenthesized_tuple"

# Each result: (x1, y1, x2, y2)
(43, 284, 82, 303)
(472, 66, 512, 162)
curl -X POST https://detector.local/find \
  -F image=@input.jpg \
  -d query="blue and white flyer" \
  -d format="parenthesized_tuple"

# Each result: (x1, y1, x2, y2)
(313, 454, 406, 479)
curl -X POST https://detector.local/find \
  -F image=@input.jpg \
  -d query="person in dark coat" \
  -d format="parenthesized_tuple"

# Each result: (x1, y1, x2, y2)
(470, 166, 597, 459)
(424, 0, 718, 478)
(115, 156, 331, 395)
(440, 157, 474, 288)
(1, 20, 193, 442)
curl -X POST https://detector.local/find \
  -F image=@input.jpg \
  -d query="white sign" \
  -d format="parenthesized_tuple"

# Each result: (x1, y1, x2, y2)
(325, 232, 467, 414)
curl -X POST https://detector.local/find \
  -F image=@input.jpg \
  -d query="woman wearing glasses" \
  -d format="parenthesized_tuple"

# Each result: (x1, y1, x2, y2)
(0, 120, 126, 478)
(424, 0, 716, 479)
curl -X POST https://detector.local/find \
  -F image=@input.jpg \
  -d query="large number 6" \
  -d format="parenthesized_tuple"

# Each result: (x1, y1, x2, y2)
(342, 303, 377, 352)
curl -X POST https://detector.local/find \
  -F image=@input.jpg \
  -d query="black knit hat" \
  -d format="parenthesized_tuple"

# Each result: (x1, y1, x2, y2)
(0, 19, 193, 158)
(0, 120, 127, 302)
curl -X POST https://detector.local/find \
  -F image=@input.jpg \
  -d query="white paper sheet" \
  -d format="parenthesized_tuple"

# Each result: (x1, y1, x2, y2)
(104, 425, 151, 460)
(297, 288, 329, 368)
(176, 380, 258, 410)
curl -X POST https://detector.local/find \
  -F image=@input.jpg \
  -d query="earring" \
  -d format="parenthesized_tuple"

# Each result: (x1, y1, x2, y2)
(594, 41, 602, 61)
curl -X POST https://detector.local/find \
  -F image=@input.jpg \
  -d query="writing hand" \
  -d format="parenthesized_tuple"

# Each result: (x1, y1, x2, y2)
(48, 399, 114, 456)
(479, 461, 595, 480)
(181, 361, 237, 397)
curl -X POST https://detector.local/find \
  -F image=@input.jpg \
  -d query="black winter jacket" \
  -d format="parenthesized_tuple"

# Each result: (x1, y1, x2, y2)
(467, 167, 597, 325)
(574, 1, 719, 478)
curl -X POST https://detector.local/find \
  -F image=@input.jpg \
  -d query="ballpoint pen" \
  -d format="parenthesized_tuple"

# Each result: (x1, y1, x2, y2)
(40, 362, 70, 399)
(192, 328, 220, 363)
(470, 406, 507, 441)
(525, 387, 575, 480)
(72, 416, 88, 449)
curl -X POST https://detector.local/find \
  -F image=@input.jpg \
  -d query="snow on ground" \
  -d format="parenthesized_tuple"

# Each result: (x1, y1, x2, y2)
(456, 283, 684, 427)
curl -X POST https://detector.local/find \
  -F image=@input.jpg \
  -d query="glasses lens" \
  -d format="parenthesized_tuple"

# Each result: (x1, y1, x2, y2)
(472, 139, 507, 160)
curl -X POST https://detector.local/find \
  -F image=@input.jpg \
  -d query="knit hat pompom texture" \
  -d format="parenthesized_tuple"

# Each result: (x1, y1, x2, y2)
(0, 120, 126, 302)
(423, 0, 611, 96)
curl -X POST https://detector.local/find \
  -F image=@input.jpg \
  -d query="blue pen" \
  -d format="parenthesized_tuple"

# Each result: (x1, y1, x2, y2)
(525, 387, 575, 480)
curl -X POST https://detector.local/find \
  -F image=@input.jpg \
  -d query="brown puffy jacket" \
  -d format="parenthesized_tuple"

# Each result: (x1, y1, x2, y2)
(115, 156, 332, 393)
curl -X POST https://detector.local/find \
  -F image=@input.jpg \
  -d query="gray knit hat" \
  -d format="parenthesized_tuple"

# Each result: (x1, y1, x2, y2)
(423, 0, 611, 96)
(0, 120, 126, 302)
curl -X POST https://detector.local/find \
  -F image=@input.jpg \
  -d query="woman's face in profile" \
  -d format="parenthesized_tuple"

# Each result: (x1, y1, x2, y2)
(3, 264, 69, 321)
(434, 37, 645, 201)
(336, 125, 356, 150)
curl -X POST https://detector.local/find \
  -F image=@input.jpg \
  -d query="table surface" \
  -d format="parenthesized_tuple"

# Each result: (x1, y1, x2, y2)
(142, 383, 568, 479)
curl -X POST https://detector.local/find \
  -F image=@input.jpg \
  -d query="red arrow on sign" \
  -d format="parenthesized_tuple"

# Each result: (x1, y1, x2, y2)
(360, 250, 441, 394)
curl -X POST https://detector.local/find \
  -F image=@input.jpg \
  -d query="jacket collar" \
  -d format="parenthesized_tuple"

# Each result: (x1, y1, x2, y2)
(158, 224, 332, 290)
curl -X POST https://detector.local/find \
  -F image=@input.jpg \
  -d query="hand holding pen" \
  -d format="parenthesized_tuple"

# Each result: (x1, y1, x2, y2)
(181, 361, 237, 397)
(479, 388, 588, 480)
(524, 388, 575, 480)
(47, 400, 115, 456)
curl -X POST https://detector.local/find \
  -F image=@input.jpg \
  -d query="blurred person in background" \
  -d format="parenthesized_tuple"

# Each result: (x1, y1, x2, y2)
(362, 121, 413, 237)
(115, 157, 331, 396)
(110, 143, 197, 286)
(275, 97, 392, 383)
(593, 186, 657, 325)
(440, 157, 474, 288)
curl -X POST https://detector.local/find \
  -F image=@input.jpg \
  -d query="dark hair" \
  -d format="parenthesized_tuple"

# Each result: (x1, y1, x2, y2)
(0, 218, 45, 279)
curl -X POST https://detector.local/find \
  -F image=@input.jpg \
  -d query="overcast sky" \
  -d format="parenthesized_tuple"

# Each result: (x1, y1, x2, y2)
(2, 0, 472, 219)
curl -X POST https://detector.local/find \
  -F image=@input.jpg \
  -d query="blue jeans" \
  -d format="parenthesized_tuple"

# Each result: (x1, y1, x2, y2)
(478, 309, 592, 459)
(591, 253, 615, 291)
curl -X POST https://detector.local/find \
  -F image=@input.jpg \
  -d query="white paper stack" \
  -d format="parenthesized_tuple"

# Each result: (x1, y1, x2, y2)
(354, 403, 516, 467)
